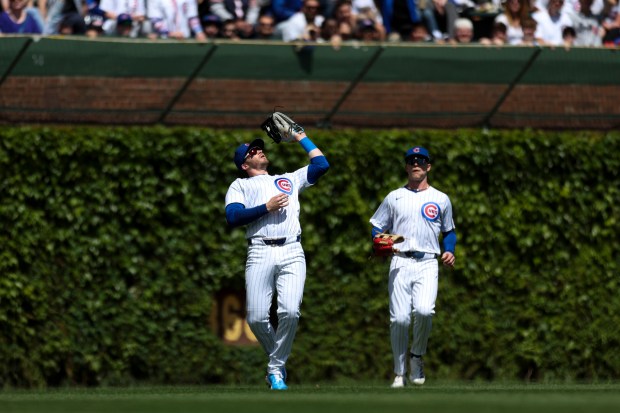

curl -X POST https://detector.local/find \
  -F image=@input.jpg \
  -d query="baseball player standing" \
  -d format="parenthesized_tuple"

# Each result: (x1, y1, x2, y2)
(224, 115, 329, 390)
(369, 146, 456, 388)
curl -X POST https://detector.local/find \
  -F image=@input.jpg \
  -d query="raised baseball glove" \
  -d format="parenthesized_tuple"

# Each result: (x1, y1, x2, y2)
(372, 233, 405, 257)
(260, 111, 304, 144)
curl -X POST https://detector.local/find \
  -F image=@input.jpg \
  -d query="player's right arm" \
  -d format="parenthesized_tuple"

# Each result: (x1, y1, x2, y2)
(369, 193, 394, 239)
(225, 194, 289, 228)
(371, 226, 387, 238)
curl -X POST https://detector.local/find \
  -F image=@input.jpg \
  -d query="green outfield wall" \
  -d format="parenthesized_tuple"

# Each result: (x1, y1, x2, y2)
(1, 126, 618, 386)
(1, 37, 619, 129)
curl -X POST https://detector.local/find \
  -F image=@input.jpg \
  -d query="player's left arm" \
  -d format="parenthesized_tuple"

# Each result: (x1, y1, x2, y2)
(440, 196, 456, 268)
(293, 132, 329, 184)
(441, 229, 456, 268)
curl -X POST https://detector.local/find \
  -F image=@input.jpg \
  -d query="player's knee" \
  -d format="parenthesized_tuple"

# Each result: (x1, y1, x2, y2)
(414, 306, 435, 319)
(390, 314, 411, 328)
(246, 310, 269, 327)
(277, 307, 300, 320)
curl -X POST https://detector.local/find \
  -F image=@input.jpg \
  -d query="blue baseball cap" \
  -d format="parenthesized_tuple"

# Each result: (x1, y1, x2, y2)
(405, 146, 430, 161)
(234, 138, 264, 170)
(117, 13, 133, 26)
(202, 14, 222, 26)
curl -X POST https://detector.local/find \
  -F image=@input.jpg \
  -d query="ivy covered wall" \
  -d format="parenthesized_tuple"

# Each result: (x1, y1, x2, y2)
(1, 127, 618, 386)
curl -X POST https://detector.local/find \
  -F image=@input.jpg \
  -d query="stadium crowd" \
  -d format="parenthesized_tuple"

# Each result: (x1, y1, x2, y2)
(0, 0, 619, 46)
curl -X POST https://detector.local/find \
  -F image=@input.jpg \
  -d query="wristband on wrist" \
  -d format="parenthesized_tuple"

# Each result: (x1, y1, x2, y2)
(299, 137, 317, 153)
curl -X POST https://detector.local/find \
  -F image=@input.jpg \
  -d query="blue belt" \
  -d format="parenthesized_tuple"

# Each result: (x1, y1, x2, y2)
(403, 251, 437, 259)
(248, 236, 301, 246)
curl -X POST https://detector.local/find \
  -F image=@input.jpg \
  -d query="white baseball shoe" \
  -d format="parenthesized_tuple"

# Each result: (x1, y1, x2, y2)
(390, 375, 406, 388)
(408, 356, 425, 385)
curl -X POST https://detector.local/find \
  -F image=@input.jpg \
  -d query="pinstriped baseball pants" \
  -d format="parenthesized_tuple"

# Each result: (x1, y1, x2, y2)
(388, 256, 439, 376)
(245, 242, 306, 376)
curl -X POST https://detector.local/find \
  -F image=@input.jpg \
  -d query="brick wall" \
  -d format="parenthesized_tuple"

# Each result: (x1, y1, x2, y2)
(1, 77, 618, 130)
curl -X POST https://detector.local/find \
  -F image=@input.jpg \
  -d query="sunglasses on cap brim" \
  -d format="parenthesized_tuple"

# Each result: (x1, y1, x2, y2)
(406, 156, 429, 165)
(244, 146, 261, 160)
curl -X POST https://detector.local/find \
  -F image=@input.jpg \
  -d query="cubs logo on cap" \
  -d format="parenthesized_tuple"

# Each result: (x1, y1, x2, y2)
(405, 146, 430, 161)
(233, 138, 264, 171)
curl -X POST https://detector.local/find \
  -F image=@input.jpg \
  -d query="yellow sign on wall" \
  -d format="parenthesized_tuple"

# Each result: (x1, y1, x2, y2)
(210, 291, 258, 345)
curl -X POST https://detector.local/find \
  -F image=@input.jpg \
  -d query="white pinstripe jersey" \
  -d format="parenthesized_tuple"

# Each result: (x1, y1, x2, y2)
(225, 166, 312, 239)
(99, 0, 146, 16)
(370, 186, 455, 255)
(147, 0, 200, 38)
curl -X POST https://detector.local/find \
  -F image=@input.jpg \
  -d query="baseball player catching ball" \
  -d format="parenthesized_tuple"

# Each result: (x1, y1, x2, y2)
(224, 112, 329, 390)
(369, 145, 456, 388)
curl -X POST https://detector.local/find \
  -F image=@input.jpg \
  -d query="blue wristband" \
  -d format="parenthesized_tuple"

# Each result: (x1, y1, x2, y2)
(299, 137, 317, 153)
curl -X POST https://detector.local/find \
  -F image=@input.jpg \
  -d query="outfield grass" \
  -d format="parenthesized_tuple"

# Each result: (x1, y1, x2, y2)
(2, 382, 619, 413)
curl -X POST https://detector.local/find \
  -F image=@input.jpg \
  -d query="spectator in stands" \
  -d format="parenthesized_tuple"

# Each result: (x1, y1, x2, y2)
(480, 21, 508, 44)
(84, 10, 105, 37)
(332, 0, 355, 27)
(277, 0, 324, 41)
(57, 10, 86, 34)
(420, 0, 457, 41)
(354, 0, 386, 39)
(41, 0, 84, 34)
(494, 0, 532, 45)
(602, 0, 620, 46)
(148, 0, 207, 40)
(332, 0, 385, 39)
(380, 0, 421, 41)
(254, 13, 276, 38)
(319, 15, 339, 39)
(569, 0, 604, 45)
(337, 16, 354, 38)
(518, 17, 540, 44)
(408, 20, 432, 41)
(202, 14, 222, 38)
(532, 0, 573, 45)
(451, 16, 475, 43)
(1, 0, 44, 30)
(220, 17, 241, 38)
(0, 0, 42, 33)
(113, 12, 135, 36)
(197, 0, 210, 19)
(356, 16, 381, 40)
(559, 0, 605, 17)
(272, 0, 302, 23)
(318, 14, 355, 46)
(451, 0, 476, 14)
(352, 0, 382, 24)
(303, 20, 320, 39)
(210, 0, 259, 38)
(99, 0, 147, 38)
(561, 24, 576, 45)
(318, 15, 344, 46)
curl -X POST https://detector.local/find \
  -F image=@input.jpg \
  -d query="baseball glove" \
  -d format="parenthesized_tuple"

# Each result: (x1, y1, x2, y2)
(260, 111, 304, 144)
(372, 233, 405, 257)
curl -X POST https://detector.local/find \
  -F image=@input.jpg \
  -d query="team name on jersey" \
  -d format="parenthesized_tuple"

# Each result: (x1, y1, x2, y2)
(274, 178, 293, 195)
(421, 202, 440, 221)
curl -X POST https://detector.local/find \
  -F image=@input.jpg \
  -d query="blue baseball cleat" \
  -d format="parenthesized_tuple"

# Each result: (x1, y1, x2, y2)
(265, 373, 288, 390)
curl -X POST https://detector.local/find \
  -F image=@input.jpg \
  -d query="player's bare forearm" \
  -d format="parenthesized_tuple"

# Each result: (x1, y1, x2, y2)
(295, 134, 325, 159)
(293, 131, 307, 142)
(307, 147, 324, 159)
(441, 252, 455, 268)
(294, 132, 322, 158)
